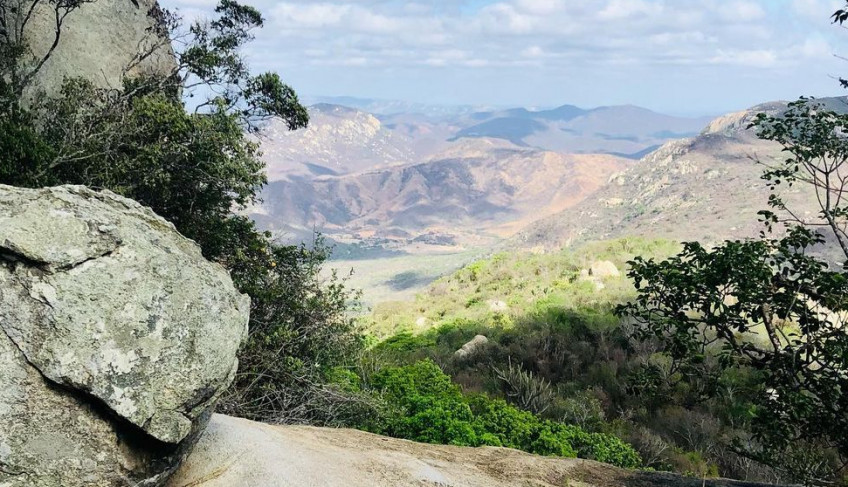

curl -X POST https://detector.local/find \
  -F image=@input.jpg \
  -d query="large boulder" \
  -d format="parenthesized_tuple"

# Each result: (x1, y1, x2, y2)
(167, 414, 772, 487)
(4, 0, 177, 100)
(587, 260, 620, 278)
(0, 185, 249, 486)
(453, 335, 488, 360)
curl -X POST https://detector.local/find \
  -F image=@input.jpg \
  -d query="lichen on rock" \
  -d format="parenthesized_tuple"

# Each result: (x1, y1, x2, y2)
(0, 185, 249, 487)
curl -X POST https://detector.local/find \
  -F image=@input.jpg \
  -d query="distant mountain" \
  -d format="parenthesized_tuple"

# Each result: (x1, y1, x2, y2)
(512, 97, 848, 256)
(258, 104, 424, 180)
(259, 101, 713, 183)
(304, 96, 486, 118)
(251, 99, 717, 248)
(452, 104, 713, 158)
(252, 138, 630, 246)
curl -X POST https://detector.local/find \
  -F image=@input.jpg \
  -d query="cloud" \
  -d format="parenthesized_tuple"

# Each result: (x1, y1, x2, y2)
(709, 49, 778, 68)
(159, 0, 848, 113)
(718, 1, 765, 22)
(521, 45, 545, 58)
(792, 0, 843, 21)
(598, 0, 662, 20)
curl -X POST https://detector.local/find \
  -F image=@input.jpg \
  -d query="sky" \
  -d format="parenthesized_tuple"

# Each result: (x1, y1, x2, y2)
(160, 0, 848, 116)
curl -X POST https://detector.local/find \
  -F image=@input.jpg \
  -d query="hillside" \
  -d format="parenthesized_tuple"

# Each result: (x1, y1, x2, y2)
(253, 139, 630, 246)
(513, 98, 848, 252)
(357, 239, 808, 483)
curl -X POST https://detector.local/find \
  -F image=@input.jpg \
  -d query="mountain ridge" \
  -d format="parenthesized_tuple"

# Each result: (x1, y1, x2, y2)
(512, 96, 848, 254)
(252, 100, 715, 247)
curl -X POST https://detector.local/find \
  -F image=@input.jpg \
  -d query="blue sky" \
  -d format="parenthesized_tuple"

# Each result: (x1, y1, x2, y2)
(161, 0, 848, 116)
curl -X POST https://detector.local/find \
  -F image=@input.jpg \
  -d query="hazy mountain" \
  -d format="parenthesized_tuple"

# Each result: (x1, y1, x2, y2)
(513, 97, 848, 253)
(452, 104, 713, 157)
(252, 100, 719, 249)
(257, 102, 713, 185)
(257, 104, 425, 180)
(253, 138, 629, 246)
(304, 95, 486, 118)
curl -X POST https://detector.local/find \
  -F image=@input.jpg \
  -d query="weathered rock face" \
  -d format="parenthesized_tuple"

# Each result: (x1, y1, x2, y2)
(0, 185, 249, 486)
(167, 414, 772, 487)
(5, 0, 177, 99)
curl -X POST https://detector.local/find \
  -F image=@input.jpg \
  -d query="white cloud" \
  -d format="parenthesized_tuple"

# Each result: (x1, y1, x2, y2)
(709, 49, 778, 68)
(514, 0, 565, 15)
(794, 36, 833, 59)
(791, 0, 842, 21)
(718, 1, 765, 22)
(521, 45, 545, 58)
(159, 0, 848, 112)
(598, 0, 662, 20)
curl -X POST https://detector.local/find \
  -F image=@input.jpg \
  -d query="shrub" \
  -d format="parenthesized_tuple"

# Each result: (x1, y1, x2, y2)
(468, 396, 537, 450)
(493, 361, 555, 415)
(365, 360, 641, 468)
(370, 360, 479, 445)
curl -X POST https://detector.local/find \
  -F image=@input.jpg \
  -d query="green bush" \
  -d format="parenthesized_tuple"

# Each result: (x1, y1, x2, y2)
(365, 360, 641, 468)
(468, 396, 538, 450)
(370, 360, 479, 445)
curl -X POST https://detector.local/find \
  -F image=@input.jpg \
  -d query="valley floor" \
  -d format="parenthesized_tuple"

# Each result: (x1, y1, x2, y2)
(327, 248, 484, 308)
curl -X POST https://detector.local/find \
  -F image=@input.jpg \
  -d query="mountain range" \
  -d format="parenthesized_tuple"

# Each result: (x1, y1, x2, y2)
(513, 98, 848, 256)
(251, 101, 713, 247)
(249, 95, 848, 303)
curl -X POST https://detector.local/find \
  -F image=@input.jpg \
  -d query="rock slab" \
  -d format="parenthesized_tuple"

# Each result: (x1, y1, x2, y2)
(167, 414, 774, 487)
(454, 334, 489, 359)
(0, 185, 249, 487)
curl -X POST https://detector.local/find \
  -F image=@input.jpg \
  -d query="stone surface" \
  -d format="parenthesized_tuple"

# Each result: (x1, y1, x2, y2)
(454, 334, 488, 359)
(588, 261, 620, 278)
(5, 0, 176, 100)
(0, 185, 249, 487)
(167, 414, 774, 487)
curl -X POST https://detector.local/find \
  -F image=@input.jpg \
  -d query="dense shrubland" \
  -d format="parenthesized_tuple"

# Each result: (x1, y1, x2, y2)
(353, 240, 786, 482)
(358, 359, 641, 468)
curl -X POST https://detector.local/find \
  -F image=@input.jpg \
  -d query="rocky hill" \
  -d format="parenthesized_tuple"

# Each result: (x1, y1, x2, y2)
(259, 104, 442, 180)
(513, 98, 848, 252)
(253, 138, 630, 247)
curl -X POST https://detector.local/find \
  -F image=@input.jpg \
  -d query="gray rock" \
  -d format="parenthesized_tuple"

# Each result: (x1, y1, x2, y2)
(4, 0, 177, 101)
(168, 414, 766, 487)
(588, 261, 620, 278)
(0, 185, 249, 486)
(454, 335, 488, 359)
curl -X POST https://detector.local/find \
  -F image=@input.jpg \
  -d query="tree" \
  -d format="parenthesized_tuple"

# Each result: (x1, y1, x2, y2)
(1, 0, 307, 258)
(617, 91, 848, 487)
(0, 0, 363, 425)
(617, 8, 848, 483)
